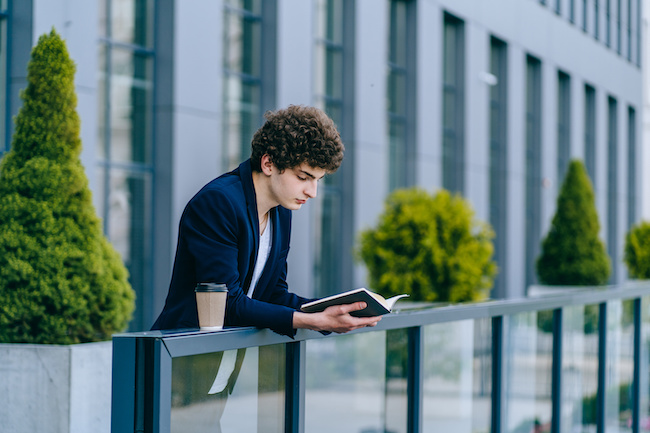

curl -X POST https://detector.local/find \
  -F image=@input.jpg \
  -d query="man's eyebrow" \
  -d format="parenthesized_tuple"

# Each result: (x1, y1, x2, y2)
(299, 169, 325, 180)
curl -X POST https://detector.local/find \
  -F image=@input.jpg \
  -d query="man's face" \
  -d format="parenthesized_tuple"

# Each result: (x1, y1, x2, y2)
(268, 163, 327, 210)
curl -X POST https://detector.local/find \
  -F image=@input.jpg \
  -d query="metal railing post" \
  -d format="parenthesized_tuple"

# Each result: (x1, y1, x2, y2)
(633, 298, 642, 433)
(597, 302, 607, 433)
(407, 326, 423, 433)
(551, 308, 563, 433)
(491, 316, 504, 433)
(285, 340, 306, 433)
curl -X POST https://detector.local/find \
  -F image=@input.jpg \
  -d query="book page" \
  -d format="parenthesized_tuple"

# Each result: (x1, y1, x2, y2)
(384, 294, 409, 311)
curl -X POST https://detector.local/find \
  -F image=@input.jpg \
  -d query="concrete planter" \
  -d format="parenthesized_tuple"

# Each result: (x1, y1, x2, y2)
(0, 341, 112, 433)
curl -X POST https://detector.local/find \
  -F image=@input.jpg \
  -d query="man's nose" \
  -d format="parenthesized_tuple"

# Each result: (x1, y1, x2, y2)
(305, 179, 318, 198)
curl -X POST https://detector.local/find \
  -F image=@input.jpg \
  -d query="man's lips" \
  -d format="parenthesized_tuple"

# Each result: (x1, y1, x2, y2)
(296, 199, 307, 204)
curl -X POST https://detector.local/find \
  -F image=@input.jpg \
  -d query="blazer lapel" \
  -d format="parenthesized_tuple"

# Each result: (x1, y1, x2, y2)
(239, 160, 260, 292)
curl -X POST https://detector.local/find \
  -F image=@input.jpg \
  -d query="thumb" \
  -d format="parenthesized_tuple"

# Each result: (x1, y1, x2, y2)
(337, 302, 367, 314)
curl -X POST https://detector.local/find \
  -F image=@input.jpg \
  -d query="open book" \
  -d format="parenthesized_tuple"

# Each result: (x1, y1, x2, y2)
(300, 288, 409, 317)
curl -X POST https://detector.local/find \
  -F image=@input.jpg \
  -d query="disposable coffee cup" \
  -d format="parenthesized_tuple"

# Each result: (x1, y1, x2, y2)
(195, 283, 228, 331)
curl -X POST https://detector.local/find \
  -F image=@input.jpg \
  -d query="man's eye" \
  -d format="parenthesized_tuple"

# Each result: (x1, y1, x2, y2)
(298, 176, 307, 181)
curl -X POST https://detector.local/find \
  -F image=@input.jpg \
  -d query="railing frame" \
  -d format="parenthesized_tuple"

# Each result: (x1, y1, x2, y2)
(111, 282, 650, 433)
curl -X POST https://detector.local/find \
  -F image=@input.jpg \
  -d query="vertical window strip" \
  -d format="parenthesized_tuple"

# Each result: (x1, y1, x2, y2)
(595, 0, 600, 40)
(97, 0, 156, 331)
(582, 0, 588, 32)
(488, 37, 508, 298)
(637, 0, 641, 66)
(0, 1, 7, 157)
(525, 55, 542, 288)
(626, 0, 632, 61)
(606, 0, 611, 47)
(387, 0, 409, 192)
(442, 12, 465, 195)
(569, 0, 575, 22)
(616, 0, 622, 54)
(222, 0, 263, 171)
(607, 96, 618, 282)
(627, 106, 636, 228)
(584, 84, 597, 186)
(557, 71, 571, 187)
(313, 0, 345, 297)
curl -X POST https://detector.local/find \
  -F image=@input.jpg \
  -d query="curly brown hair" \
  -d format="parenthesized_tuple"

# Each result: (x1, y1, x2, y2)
(250, 105, 344, 173)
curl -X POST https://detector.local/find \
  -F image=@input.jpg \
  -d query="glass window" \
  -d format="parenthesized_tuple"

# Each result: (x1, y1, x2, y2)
(561, 304, 601, 433)
(584, 84, 597, 185)
(525, 55, 542, 289)
(604, 300, 635, 432)
(627, 106, 636, 228)
(606, 0, 611, 47)
(97, 0, 155, 331)
(595, 0, 600, 40)
(641, 297, 650, 433)
(489, 36, 508, 298)
(171, 345, 285, 433)
(305, 332, 389, 432)
(387, 0, 414, 192)
(636, 0, 641, 66)
(626, 0, 632, 61)
(0, 0, 8, 157)
(582, 0, 588, 32)
(607, 96, 618, 283)
(442, 12, 465, 195)
(422, 319, 492, 433)
(222, 0, 263, 170)
(313, 0, 347, 297)
(505, 311, 554, 433)
(557, 71, 571, 187)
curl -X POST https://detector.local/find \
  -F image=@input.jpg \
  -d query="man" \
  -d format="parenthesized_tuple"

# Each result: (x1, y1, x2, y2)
(152, 105, 381, 336)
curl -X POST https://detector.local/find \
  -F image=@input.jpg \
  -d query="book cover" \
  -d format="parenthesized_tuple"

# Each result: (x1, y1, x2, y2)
(300, 288, 408, 317)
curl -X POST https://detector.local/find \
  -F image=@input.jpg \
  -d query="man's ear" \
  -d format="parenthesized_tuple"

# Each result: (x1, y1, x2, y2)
(260, 154, 274, 176)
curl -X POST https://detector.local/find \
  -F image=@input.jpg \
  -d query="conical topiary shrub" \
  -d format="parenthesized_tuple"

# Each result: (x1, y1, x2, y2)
(0, 29, 135, 344)
(536, 159, 610, 285)
(357, 188, 497, 303)
(624, 221, 650, 279)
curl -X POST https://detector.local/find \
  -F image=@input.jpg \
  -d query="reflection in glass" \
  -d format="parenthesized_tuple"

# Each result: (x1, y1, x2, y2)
(641, 297, 650, 432)
(441, 13, 465, 194)
(97, 0, 155, 331)
(387, 0, 409, 191)
(171, 345, 285, 433)
(107, 170, 152, 331)
(108, 49, 154, 164)
(505, 311, 552, 433)
(604, 300, 635, 433)
(305, 332, 387, 433)
(561, 304, 599, 433)
(422, 319, 492, 433)
(111, 0, 154, 47)
(313, 0, 345, 297)
(222, 0, 262, 170)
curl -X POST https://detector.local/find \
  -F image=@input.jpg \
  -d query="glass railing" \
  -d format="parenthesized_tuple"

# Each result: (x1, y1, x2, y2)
(111, 282, 650, 433)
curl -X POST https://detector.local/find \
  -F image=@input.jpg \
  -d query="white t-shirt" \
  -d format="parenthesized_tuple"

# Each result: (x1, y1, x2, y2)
(247, 217, 273, 298)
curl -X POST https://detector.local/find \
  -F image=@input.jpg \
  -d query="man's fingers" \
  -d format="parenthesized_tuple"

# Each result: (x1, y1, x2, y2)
(336, 301, 367, 314)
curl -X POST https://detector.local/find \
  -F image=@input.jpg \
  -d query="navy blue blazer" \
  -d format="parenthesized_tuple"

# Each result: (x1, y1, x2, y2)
(151, 160, 313, 337)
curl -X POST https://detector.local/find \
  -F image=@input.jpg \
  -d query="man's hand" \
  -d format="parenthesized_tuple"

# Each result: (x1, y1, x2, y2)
(293, 302, 382, 333)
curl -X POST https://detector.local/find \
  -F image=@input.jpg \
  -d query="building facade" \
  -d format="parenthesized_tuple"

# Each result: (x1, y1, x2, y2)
(0, 0, 643, 331)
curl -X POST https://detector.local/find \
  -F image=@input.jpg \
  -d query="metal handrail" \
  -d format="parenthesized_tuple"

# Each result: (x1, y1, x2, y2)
(111, 281, 650, 433)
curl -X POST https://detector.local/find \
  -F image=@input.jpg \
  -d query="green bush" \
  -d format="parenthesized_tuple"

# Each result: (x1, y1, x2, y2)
(536, 159, 610, 285)
(0, 30, 135, 344)
(357, 188, 497, 303)
(624, 221, 650, 279)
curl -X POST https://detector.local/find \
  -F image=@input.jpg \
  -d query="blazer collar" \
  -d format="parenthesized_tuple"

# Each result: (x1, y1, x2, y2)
(238, 159, 260, 227)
